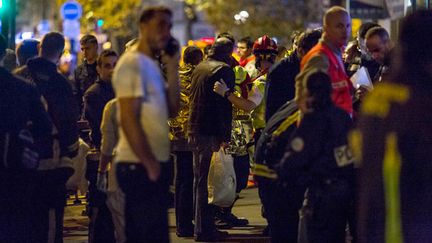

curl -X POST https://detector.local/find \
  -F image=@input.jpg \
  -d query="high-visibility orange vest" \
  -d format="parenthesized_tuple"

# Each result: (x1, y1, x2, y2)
(301, 43, 353, 115)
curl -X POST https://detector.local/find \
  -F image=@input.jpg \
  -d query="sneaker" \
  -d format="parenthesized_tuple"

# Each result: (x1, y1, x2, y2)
(194, 229, 229, 242)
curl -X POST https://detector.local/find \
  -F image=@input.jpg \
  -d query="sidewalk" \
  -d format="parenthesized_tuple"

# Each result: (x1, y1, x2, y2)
(63, 187, 270, 243)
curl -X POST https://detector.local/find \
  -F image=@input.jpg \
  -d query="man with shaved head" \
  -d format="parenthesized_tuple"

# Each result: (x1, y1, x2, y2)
(293, 6, 356, 243)
(296, 6, 354, 117)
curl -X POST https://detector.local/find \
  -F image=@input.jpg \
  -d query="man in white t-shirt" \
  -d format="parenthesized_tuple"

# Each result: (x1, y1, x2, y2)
(111, 6, 180, 242)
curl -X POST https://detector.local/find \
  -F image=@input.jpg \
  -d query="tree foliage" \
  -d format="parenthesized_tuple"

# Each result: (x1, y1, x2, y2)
(186, 0, 323, 46)
(56, 0, 141, 37)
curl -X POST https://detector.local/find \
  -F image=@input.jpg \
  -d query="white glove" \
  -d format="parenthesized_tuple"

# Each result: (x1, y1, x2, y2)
(213, 79, 229, 97)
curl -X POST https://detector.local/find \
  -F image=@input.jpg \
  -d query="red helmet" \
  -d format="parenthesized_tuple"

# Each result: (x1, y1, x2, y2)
(253, 35, 278, 55)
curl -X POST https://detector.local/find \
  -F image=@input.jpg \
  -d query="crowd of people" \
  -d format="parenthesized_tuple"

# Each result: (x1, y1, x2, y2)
(1, 4, 432, 243)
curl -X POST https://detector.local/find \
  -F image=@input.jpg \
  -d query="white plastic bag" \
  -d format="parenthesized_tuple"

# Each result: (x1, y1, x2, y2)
(66, 138, 89, 192)
(208, 148, 237, 207)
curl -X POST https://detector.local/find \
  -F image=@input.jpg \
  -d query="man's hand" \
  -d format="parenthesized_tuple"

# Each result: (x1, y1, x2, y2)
(96, 171, 108, 192)
(213, 79, 229, 97)
(355, 85, 372, 101)
(145, 160, 161, 182)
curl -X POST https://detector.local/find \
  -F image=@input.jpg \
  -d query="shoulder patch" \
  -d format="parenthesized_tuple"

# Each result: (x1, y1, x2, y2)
(291, 137, 304, 152)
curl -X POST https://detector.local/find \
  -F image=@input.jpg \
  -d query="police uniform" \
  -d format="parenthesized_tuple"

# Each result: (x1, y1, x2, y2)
(278, 103, 354, 243)
(353, 81, 432, 243)
(254, 101, 306, 243)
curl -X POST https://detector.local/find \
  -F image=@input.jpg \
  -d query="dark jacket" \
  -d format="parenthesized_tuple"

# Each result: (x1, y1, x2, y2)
(357, 81, 432, 243)
(0, 67, 53, 166)
(17, 57, 79, 158)
(265, 52, 300, 121)
(188, 58, 235, 142)
(279, 104, 354, 184)
(74, 61, 98, 113)
(83, 79, 115, 149)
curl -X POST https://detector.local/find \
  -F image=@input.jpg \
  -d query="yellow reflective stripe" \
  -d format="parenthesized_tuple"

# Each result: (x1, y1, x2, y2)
(383, 132, 403, 243)
(362, 83, 409, 118)
(348, 129, 362, 168)
(272, 111, 300, 137)
(252, 164, 278, 179)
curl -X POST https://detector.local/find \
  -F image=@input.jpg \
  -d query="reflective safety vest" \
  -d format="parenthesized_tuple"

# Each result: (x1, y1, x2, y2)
(301, 43, 353, 115)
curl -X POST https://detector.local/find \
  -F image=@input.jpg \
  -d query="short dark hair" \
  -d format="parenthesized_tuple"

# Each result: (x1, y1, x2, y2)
(139, 6, 172, 23)
(183, 46, 203, 65)
(40, 32, 65, 58)
(306, 71, 332, 109)
(0, 34, 7, 60)
(80, 34, 98, 46)
(216, 32, 235, 44)
(358, 22, 380, 39)
(365, 27, 389, 41)
(97, 49, 118, 66)
(238, 36, 253, 49)
(16, 39, 40, 66)
(298, 29, 322, 53)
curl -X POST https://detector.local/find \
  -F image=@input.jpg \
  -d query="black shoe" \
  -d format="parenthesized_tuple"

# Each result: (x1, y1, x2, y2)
(262, 225, 270, 236)
(215, 218, 233, 229)
(195, 229, 229, 242)
(176, 229, 194, 237)
(223, 212, 249, 227)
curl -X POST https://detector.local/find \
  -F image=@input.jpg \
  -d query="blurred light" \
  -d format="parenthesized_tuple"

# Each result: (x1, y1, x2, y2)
(239, 10, 249, 18)
(86, 11, 94, 19)
(97, 19, 104, 27)
(234, 14, 241, 21)
(21, 32, 34, 40)
(0, 0, 3, 9)
(102, 42, 112, 50)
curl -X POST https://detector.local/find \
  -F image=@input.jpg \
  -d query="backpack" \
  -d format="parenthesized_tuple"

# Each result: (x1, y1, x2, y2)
(0, 73, 41, 171)
(253, 100, 299, 179)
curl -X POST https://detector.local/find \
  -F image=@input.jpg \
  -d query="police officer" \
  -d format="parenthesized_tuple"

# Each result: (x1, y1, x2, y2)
(278, 71, 355, 243)
(355, 10, 432, 243)
(74, 34, 99, 114)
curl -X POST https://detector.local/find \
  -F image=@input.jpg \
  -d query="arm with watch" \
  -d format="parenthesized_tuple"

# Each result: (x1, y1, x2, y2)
(214, 79, 262, 112)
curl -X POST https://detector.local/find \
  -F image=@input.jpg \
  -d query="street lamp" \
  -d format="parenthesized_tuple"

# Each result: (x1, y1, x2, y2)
(234, 10, 249, 25)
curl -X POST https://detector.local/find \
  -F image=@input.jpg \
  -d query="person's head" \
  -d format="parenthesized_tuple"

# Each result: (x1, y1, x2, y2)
(138, 6, 173, 56)
(365, 27, 392, 65)
(392, 10, 432, 84)
(357, 22, 380, 56)
(96, 49, 118, 82)
(323, 6, 351, 48)
(203, 44, 212, 60)
(16, 39, 40, 66)
(40, 32, 65, 63)
(343, 40, 361, 63)
(296, 29, 322, 59)
(80, 34, 98, 63)
(183, 46, 203, 65)
(216, 32, 235, 44)
(304, 71, 332, 111)
(253, 35, 278, 71)
(237, 36, 253, 59)
(208, 37, 234, 64)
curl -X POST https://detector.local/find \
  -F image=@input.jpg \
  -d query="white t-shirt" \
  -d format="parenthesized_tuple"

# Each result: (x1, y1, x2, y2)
(112, 50, 170, 164)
